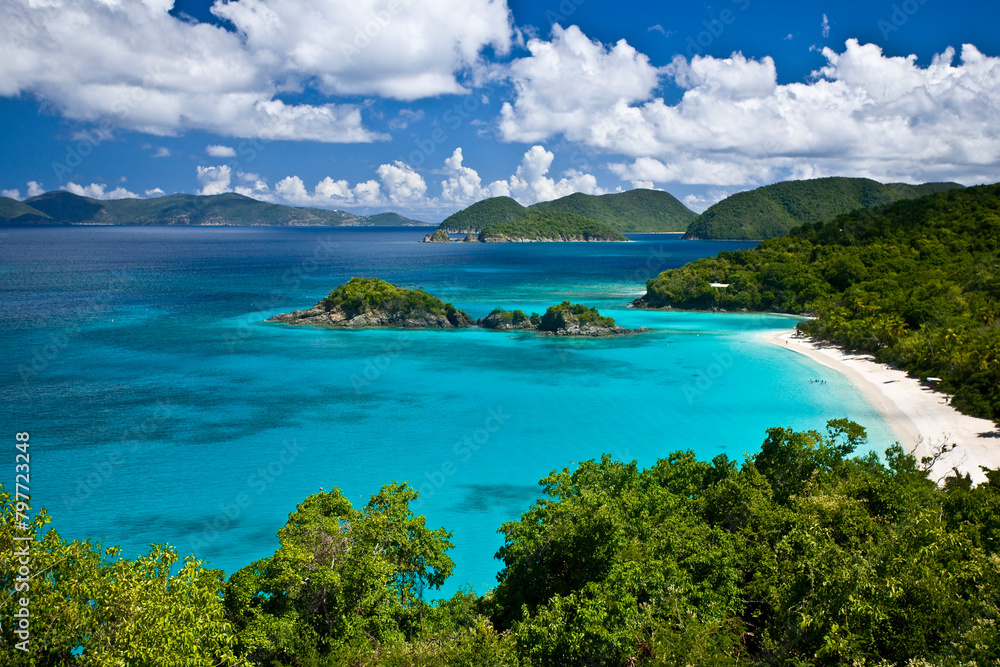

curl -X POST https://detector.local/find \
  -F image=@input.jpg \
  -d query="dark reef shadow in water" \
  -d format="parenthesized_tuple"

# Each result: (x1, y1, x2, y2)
(454, 484, 541, 516)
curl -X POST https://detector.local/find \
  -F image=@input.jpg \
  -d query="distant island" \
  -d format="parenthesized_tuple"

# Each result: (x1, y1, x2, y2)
(0, 190, 428, 227)
(427, 188, 695, 241)
(271, 278, 644, 336)
(426, 210, 628, 243)
(684, 177, 964, 240)
(634, 183, 1000, 426)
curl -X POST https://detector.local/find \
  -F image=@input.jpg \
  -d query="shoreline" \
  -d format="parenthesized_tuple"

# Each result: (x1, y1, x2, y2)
(766, 330, 1000, 485)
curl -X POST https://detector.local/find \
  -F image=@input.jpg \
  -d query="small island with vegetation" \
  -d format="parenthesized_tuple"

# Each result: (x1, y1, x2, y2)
(479, 301, 647, 337)
(271, 280, 645, 337)
(268, 277, 473, 328)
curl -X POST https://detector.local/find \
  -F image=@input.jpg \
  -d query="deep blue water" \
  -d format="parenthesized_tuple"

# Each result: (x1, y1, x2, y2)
(0, 226, 896, 597)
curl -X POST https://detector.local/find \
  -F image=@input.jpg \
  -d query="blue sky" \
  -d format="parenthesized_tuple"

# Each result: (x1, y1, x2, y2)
(2, 0, 999, 221)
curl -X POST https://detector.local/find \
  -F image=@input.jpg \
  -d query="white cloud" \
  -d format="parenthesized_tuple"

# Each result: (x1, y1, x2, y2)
(501, 32, 1000, 187)
(196, 165, 232, 196)
(500, 24, 662, 144)
(206, 145, 237, 158)
(214, 0, 511, 100)
(27, 181, 44, 198)
(507, 145, 604, 203)
(1, 188, 20, 199)
(251, 145, 603, 214)
(822, 14, 830, 38)
(439, 148, 510, 205)
(151, 147, 170, 158)
(145, 187, 165, 196)
(683, 188, 732, 214)
(63, 182, 139, 199)
(0, 0, 511, 141)
(376, 162, 428, 206)
(388, 109, 425, 131)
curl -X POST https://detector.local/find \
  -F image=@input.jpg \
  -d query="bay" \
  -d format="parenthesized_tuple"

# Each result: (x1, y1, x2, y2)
(0, 226, 896, 596)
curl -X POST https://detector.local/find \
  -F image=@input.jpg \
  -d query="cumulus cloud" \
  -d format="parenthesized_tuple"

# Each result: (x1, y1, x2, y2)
(145, 187, 165, 196)
(501, 31, 1000, 187)
(27, 181, 44, 198)
(242, 145, 603, 213)
(507, 145, 604, 203)
(196, 165, 232, 196)
(0, 0, 512, 141)
(206, 145, 237, 158)
(63, 182, 139, 199)
(1, 188, 21, 199)
(500, 24, 662, 144)
(439, 148, 510, 204)
(151, 147, 171, 158)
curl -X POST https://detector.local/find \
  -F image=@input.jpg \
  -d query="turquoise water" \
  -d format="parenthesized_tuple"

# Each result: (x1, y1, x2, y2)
(0, 227, 896, 596)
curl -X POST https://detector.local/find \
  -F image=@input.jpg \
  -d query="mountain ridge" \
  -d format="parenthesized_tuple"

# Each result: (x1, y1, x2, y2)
(0, 191, 428, 226)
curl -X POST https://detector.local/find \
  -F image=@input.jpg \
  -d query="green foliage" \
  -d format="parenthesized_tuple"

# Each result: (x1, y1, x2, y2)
(685, 177, 964, 240)
(0, 487, 240, 665)
(641, 185, 1000, 423)
(492, 422, 1000, 667)
(440, 196, 527, 232)
(530, 189, 696, 233)
(5, 424, 1000, 666)
(538, 301, 616, 330)
(224, 483, 454, 663)
(323, 277, 469, 324)
(479, 210, 628, 242)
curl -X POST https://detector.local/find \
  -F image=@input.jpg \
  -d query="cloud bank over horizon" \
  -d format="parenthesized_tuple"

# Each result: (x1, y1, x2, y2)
(2, 0, 999, 215)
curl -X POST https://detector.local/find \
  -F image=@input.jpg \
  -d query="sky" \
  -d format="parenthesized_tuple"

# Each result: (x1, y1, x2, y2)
(2, 0, 999, 222)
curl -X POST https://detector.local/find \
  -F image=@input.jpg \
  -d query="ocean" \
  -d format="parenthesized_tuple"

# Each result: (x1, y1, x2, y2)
(0, 226, 897, 597)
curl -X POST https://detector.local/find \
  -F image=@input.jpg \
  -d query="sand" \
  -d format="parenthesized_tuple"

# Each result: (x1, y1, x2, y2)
(766, 330, 1000, 485)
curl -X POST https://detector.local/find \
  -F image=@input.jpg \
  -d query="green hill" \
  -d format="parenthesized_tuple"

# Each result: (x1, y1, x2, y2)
(637, 184, 1000, 424)
(478, 210, 628, 242)
(530, 189, 695, 232)
(2, 191, 421, 226)
(0, 197, 54, 225)
(363, 212, 428, 226)
(438, 189, 696, 235)
(439, 196, 525, 232)
(684, 177, 965, 239)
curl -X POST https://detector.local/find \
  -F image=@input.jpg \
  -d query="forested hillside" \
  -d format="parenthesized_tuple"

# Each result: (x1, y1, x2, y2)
(638, 184, 1000, 423)
(684, 178, 964, 240)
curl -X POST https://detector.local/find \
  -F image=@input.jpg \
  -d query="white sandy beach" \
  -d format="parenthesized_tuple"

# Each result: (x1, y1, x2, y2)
(767, 330, 1000, 485)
